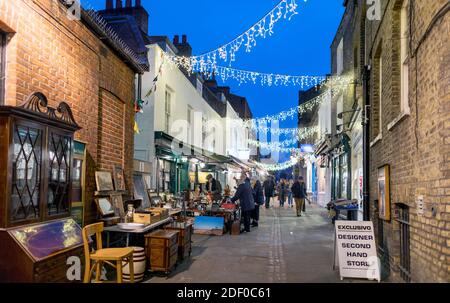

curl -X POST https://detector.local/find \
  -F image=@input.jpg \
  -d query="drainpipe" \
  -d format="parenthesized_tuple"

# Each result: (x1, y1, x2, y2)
(362, 65, 371, 221)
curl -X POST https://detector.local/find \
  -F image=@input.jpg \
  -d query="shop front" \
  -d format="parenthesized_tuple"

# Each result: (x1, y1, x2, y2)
(331, 135, 351, 201)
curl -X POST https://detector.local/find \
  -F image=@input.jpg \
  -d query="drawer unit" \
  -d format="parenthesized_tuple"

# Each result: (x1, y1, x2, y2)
(144, 230, 179, 274)
(164, 222, 193, 260)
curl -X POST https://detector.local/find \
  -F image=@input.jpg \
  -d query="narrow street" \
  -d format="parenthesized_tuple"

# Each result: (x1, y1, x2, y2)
(149, 204, 346, 283)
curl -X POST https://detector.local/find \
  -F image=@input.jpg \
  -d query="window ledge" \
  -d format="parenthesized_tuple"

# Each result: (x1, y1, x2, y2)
(370, 133, 383, 148)
(387, 111, 410, 131)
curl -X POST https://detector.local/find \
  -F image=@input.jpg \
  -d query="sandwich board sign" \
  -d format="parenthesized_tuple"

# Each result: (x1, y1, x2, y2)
(334, 220, 381, 282)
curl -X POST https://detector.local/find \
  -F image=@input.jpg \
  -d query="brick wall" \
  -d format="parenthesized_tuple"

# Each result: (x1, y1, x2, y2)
(367, 0, 450, 282)
(0, 0, 136, 224)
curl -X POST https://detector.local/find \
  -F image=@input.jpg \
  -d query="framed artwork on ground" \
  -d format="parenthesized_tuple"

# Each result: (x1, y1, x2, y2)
(378, 165, 391, 221)
(95, 197, 115, 217)
(113, 165, 126, 191)
(95, 171, 114, 192)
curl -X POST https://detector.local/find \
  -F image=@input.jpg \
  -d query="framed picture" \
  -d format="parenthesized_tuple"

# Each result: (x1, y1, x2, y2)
(95, 171, 114, 192)
(113, 165, 126, 191)
(378, 165, 391, 221)
(133, 174, 151, 209)
(110, 193, 125, 218)
(95, 197, 115, 216)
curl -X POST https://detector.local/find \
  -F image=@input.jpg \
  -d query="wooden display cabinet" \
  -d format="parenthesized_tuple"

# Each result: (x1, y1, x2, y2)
(164, 221, 193, 260)
(144, 229, 179, 274)
(0, 93, 83, 282)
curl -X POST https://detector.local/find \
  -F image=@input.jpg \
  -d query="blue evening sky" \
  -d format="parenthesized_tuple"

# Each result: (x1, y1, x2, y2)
(82, 0, 344, 159)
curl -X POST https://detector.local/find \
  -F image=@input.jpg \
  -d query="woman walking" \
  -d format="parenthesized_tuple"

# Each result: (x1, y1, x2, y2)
(278, 179, 287, 208)
(287, 179, 294, 208)
(251, 177, 264, 227)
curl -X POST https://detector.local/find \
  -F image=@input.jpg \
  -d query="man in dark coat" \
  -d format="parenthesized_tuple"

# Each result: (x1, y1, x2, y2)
(263, 176, 275, 209)
(251, 178, 264, 227)
(291, 176, 307, 217)
(231, 176, 255, 233)
(206, 174, 222, 202)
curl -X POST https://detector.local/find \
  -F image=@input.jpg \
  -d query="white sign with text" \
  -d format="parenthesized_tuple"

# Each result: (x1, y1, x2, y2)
(334, 220, 381, 282)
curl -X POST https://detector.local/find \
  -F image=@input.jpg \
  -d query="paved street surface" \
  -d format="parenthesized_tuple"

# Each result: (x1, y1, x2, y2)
(147, 203, 362, 283)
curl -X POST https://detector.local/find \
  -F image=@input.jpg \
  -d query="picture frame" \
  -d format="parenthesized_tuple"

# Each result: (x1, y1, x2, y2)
(110, 193, 125, 218)
(95, 171, 114, 192)
(112, 165, 126, 191)
(133, 173, 151, 209)
(95, 197, 115, 216)
(378, 165, 391, 221)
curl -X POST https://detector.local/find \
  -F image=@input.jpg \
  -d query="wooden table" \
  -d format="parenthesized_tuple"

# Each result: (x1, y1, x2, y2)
(104, 217, 172, 247)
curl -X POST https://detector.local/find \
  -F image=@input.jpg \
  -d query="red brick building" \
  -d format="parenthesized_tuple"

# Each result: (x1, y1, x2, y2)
(0, 0, 146, 224)
(366, 0, 450, 282)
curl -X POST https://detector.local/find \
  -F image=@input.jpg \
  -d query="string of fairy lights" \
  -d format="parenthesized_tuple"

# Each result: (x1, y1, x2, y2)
(181, 0, 302, 73)
(255, 156, 301, 172)
(136, 0, 354, 171)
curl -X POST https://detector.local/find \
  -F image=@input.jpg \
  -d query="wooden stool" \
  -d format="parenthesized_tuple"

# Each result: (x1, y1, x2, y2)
(82, 222, 135, 283)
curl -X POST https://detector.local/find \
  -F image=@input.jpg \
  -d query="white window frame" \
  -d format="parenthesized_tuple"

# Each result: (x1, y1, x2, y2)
(196, 78, 203, 95)
(388, 0, 411, 130)
(337, 38, 344, 76)
(371, 53, 383, 147)
(165, 88, 172, 134)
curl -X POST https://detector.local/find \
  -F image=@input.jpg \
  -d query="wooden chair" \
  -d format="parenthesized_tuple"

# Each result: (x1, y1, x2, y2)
(82, 222, 135, 283)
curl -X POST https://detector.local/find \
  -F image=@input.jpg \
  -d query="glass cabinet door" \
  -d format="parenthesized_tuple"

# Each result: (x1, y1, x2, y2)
(11, 124, 43, 223)
(47, 131, 72, 216)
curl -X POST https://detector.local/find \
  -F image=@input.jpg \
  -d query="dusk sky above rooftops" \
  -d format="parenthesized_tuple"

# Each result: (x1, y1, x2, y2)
(83, 0, 345, 159)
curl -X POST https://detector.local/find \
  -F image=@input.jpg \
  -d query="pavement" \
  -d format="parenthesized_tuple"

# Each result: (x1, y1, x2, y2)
(146, 203, 371, 283)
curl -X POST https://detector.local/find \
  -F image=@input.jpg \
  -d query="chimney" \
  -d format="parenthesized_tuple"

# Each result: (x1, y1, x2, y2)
(106, 0, 113, 9)
(136, 0, 141, 6)
(182, 35, 187, 44)
(125, 0, 132, 7)
(173, 35, 179, 45)
(116, 0, 122, 9)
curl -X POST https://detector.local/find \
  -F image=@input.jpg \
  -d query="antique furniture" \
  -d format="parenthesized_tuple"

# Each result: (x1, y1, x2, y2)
(0, 218, 84, 282)
(164, 221, 193, 260)
(0, 92, 83, 282)
(82, 222, 134, 283)
(104, 217, 172, 247)
(144, 229, 179, 274)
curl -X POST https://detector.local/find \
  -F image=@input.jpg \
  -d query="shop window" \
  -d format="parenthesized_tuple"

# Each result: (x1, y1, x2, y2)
(396, 204, 411, 282)
(0, 31, 6, 105)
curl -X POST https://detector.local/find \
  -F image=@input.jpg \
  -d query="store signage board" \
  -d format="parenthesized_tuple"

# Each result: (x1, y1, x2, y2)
(334, 220, 381, 282)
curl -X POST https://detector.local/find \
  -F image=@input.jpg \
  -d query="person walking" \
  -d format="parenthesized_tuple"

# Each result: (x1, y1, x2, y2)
(251, 177, 264, 227)
(278, 179, 287, 208)
(263, 176, 275, 209)
(291, 176, 307, 217)
(287, 179, 294, 208)
(231, 174, 255, 233)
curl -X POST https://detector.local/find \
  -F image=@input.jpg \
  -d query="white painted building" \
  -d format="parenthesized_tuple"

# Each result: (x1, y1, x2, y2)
(134, 36, 253, 193)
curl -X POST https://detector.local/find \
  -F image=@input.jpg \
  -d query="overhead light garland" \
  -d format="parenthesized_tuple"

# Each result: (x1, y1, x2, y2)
(255, 156, 300, 172)
(255, 125, 318, 137)
(248, 138, 298, 148)
(178, 0, 302, 73)
(245, 87, 342, 127)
